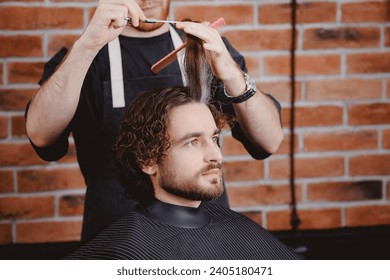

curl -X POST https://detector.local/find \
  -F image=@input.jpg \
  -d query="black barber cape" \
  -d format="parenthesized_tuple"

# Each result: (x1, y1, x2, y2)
(66, 200, 300, 260)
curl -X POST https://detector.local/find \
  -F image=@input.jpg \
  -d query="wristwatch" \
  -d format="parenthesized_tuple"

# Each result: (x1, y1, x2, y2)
(223, 73, 257, 104)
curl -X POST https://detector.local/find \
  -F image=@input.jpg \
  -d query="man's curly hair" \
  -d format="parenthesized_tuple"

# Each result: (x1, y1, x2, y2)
(114, 87, 230, 202)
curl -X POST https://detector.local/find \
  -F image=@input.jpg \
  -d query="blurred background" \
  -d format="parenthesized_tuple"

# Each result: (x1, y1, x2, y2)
(0, 0, 389, 259)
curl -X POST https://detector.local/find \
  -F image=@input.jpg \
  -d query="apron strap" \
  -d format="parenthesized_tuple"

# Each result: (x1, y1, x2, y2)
(108, 37, 125, 108)
(108, 27, 186, 108)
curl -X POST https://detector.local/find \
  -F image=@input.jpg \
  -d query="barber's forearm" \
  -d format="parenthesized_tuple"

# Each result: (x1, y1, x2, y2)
(26, 40, 98, 147)
(233, 90, 283, 154)
(223, 71, 283, 154)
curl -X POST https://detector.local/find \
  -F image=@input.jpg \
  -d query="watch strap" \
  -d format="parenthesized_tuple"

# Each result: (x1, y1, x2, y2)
(222, 73, 257, 104)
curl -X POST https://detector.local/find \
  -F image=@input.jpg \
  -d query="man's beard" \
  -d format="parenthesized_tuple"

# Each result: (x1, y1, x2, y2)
(159, 163, 224, 201)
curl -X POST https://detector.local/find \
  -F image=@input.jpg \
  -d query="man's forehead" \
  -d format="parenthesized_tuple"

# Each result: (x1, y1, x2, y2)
(167, 103, 217, 138)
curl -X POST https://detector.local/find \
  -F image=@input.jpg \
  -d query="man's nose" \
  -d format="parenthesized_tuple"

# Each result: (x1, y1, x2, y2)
(204, 141, 222, 163)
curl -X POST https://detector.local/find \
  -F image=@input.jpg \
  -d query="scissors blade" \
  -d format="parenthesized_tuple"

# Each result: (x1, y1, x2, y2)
(143, 18, 182, 24)
(124, 17, 181, 24)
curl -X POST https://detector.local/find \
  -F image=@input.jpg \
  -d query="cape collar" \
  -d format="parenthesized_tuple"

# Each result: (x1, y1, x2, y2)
(135, 199, 210, 228)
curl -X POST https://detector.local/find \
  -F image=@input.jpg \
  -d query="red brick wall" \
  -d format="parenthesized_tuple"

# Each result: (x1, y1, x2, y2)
(0, 0, 389, 244)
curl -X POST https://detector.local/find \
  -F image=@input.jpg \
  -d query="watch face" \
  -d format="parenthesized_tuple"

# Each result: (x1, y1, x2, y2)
(245, 73, 257, 91)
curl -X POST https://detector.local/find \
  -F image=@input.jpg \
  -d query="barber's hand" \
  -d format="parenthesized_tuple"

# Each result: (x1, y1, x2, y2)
(78, 0, 146, 51)
(175, 21, 243, 86)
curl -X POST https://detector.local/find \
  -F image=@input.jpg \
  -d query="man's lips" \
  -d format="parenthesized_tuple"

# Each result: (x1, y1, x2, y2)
(202, 168, 221, 176)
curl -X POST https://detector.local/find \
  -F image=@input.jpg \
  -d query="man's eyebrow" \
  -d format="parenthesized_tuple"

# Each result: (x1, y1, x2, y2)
(176, 129, 221, 143)
(213, 129, 221, 136)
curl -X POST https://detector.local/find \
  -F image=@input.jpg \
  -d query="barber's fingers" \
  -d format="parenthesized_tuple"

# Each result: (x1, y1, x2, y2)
(98, 0, 146, 26)
(94, 4, 126, 26)
(125, 4, 146, 26)
(110, 11, 129, 28)
(81, 2, 131, 49)
(176, 21, 239, 81)
(176, 22, 226, 54)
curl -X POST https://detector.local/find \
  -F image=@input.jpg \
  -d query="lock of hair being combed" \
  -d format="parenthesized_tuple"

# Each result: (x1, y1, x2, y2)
(183, 22, 213, 103)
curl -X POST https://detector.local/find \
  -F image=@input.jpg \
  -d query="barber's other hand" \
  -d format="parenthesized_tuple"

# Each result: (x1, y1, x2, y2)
(175, 21, 243, 84)
(78, 0, 146, 51)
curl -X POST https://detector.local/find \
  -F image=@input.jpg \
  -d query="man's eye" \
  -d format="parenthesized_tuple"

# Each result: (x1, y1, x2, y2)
(212, 136, 220, 145)
(187, 139, 199, 146)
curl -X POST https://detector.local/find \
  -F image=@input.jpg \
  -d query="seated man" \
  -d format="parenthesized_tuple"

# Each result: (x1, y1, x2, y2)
(66, 87, 300, 260)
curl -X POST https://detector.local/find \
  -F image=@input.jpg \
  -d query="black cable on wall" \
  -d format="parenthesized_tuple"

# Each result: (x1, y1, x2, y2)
(289, 0, 301, 246)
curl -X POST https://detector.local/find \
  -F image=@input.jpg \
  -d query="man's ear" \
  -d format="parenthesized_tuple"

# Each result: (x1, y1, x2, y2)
(141, 161, 157, 175)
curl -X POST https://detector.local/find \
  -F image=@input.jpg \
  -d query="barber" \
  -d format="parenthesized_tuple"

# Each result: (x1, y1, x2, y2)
(25, 0, 283, 241)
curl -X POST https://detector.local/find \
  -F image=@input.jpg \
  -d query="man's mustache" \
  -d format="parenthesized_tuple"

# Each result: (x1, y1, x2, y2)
(200, 163, 222, 174)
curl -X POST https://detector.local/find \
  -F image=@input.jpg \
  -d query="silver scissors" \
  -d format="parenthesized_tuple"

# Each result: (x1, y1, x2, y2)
(125, 17, 182, 25)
